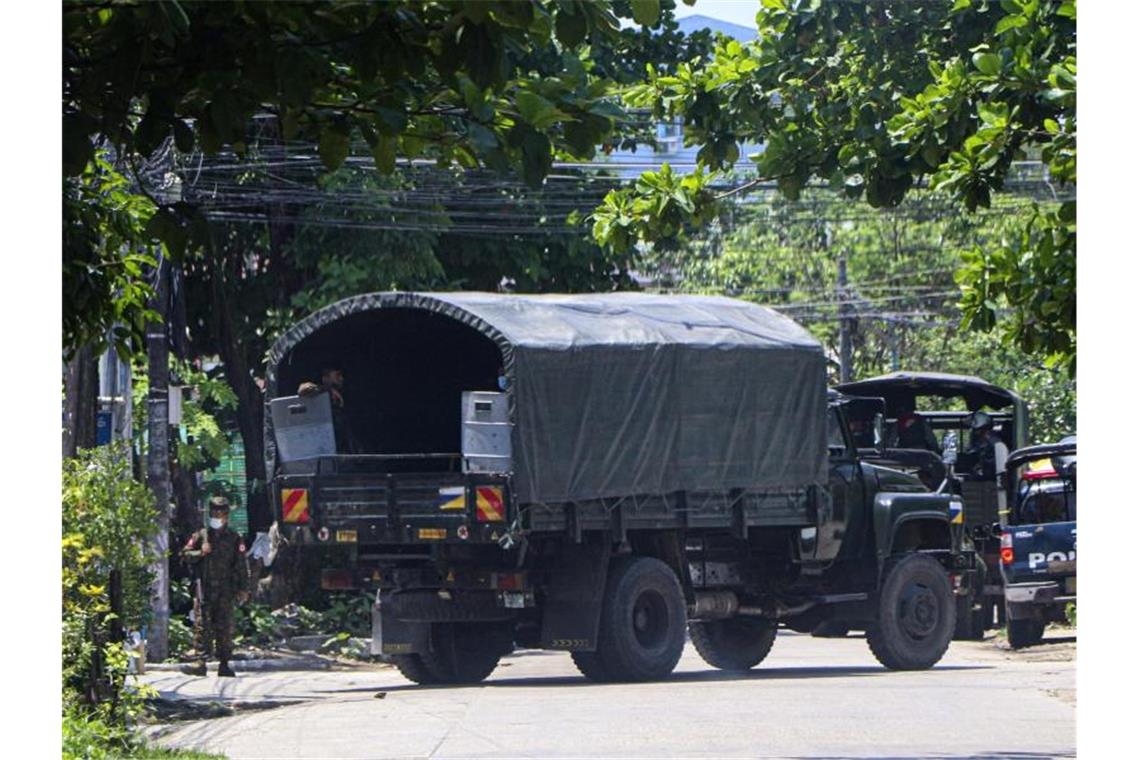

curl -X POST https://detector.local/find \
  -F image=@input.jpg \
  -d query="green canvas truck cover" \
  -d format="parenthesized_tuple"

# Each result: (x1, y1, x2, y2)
(265, 292, 828, 505)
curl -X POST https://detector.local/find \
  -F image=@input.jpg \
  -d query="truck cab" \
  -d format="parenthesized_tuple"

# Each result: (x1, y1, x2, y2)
(835, 372, 1029, 639)
(999, 439, 1077, 648)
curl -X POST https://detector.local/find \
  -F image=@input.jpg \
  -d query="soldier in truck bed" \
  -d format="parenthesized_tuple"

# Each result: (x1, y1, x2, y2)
(180, 496, 249, 677)
(298, 366, 361, 454)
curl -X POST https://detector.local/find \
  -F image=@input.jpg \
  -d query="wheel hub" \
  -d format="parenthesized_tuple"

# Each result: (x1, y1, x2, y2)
(899, 583, 939, 639)
(631, 590, 668, 649)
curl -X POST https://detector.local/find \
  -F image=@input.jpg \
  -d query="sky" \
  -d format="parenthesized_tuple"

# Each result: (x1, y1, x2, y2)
(674, 0, 760, 30)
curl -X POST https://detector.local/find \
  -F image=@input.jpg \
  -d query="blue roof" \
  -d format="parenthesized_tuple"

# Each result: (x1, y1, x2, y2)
(675, 14, 758, 42)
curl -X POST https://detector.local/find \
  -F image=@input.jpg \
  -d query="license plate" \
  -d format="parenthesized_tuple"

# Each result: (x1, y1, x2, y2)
(1064, 576, 1076, 594)
(335, 530, 357, 543)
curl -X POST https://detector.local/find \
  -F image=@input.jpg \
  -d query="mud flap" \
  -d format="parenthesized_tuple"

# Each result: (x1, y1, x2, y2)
(371, 594, 429, 656)
(540, 537, 610, 651)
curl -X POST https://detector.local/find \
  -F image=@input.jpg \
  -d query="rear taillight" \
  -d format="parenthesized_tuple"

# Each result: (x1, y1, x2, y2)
(1000, 531, 1014, 565)
(493, 572, 525, 590)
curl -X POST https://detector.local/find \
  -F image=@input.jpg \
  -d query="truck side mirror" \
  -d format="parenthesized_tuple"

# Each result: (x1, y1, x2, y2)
(941, 431, 958, 466)
(990, 521, 1004, 539)
(872, 413, 885, 452)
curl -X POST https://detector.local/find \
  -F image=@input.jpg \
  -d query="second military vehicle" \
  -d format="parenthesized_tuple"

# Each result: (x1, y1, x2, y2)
(836, 372, 1028, 639)
(266, 293, 972, 683)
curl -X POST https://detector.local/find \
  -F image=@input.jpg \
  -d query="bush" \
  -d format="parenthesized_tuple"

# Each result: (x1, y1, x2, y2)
(320, 591, 372, 637)
(63, 444, 158, 716)
(234, 601, 278, 646)
(63, 707, 226, 759)
(1065, 602, 1077, 627)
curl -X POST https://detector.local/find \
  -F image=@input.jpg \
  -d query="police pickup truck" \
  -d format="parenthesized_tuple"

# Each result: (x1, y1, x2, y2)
(999, 439, 1076, 648)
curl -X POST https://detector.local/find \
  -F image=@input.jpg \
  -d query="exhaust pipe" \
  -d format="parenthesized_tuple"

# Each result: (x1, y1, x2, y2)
(690, 591, 817, 620)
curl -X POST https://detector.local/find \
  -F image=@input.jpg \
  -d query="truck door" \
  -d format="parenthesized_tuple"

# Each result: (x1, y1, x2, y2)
(814, 406, 863, 562)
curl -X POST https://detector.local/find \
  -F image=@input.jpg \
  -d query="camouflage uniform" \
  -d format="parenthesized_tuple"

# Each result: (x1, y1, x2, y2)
(181, 520, 249, 669)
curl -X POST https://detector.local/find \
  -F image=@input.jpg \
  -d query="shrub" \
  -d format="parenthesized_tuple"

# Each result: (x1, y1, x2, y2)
(62, 444, 159, 736)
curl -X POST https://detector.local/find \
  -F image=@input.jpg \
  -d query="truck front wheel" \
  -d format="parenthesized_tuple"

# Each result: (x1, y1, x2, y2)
(689, 617, 777, 671)
(867, 554, 955, 670)
(584, 556, 686, 682)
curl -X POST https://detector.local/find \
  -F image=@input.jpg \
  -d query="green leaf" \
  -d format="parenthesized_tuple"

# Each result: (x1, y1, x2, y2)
(319, 128, 351, 171)
(372, 135, 396, 174)
(515, 91, 569, 129)
(631, 0, 660, 27)
(995, 15, 1028, 35)
(555, 7, 587, 47)
(951, 0, 972, 11)
(520, 130, 552, 188)
(971, 52, 1002, 76)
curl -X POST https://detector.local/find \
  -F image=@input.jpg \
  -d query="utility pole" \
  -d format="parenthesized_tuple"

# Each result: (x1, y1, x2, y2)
(838, 252, 853, 383)
(146, 254, 171, 662)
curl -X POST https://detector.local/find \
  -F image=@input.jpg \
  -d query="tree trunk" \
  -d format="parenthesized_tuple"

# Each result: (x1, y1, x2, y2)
(170, 439, 201, 537)
(62, 344, 99, 458)
(208, 246, 271, 532)
(146, 256, 172, 662)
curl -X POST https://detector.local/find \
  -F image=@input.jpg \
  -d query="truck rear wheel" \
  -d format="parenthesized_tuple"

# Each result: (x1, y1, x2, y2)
(392, 653, 441, 685)
(588, 556, 686, 682)
(689, 617, 777, 671)
(418, 622, 510, 684)
(1006, 612, 1045, 649)
(570, 651, 613, 682)
(867, 554, 955, 670)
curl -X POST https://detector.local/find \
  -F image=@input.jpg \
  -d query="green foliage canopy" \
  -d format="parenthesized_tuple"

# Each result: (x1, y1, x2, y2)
(62, 0, 701, 357)
(593, 0, 1076, 371)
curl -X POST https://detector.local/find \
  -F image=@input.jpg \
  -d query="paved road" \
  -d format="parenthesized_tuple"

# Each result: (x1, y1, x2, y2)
(143, 631, 1074, 759)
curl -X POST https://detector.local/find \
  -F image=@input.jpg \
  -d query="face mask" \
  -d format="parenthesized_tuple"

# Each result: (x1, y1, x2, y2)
(209, 517, 225, 529)
(497, 375, 507, 391)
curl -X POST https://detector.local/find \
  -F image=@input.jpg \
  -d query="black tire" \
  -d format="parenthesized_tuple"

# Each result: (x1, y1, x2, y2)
(689, 617, 778, 671)
(418, 622, 510, 684)
(570, 651, 613, 682)
(392, 653, 441, 685)
(811, 620, 851, 638)
(1007, 613, 1046, 649)
(592, 556, 687, 682)
(867, 554, 956, 670)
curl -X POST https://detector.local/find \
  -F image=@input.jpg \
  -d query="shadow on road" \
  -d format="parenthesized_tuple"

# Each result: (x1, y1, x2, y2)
(330, 663, 993, 694)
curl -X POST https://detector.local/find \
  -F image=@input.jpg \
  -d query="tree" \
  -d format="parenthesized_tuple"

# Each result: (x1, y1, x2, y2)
(592, 0, 1076, 372)
(62, 0, 695, 358)
(645, 187, 1075, 441)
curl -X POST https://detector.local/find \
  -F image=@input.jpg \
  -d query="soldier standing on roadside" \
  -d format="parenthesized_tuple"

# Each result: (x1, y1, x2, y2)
(180, 496, 250, 677)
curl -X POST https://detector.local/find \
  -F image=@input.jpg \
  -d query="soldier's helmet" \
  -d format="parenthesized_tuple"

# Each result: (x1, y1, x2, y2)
(208, 496, 231, 514)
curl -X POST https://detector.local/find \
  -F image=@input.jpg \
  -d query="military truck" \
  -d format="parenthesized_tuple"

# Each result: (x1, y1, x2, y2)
(999, 439, 1077, 648)
(266, 293, 971, 683)
(836, 372, 1028, 640)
